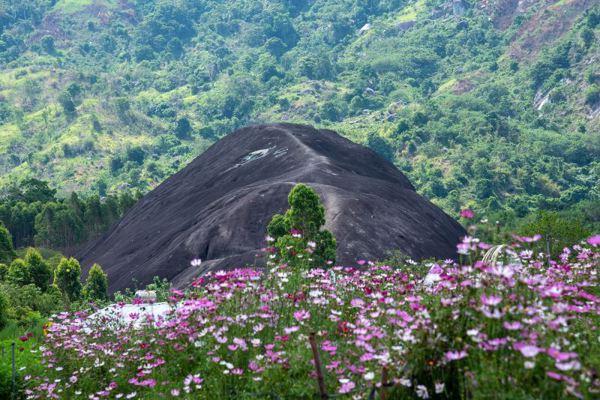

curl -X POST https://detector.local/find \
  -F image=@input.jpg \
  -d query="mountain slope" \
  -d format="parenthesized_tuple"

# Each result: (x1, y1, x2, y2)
(1, 0, 599, 220)
(77, 124, 465, 292)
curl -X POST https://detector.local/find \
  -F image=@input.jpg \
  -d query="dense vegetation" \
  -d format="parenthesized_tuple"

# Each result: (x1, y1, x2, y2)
(0, 178, 140, 249)
(0, 0, 599, 224)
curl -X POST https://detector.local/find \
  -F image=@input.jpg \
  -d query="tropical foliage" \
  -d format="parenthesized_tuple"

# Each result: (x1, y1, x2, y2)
(0, 1, 599, 223)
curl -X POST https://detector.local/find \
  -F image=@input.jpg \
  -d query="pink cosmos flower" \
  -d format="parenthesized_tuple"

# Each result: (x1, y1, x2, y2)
(445, 350, 467, 361)
(183, 374, 203, 386)
(480, 294, 502, 306)
(513, 342, 541, 358)
(321, 341, 337, 355)
(460, 209, 475, 219)
(293, 309, 310, 322)
(338, 380, 355, 394)
(513, 234, 542, 243)
(350, 298, 365, 308)
(587, 235, 600, 246)
(556, 360, 581, 371)
(547, 348, 577, 362)
(284, 326, 299, 334)
(547, 371, 563, 381)
(503, 321, 522, 331)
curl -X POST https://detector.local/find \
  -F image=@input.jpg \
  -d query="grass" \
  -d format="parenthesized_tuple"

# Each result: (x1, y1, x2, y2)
(53, 0, 116, 13)
(0, 321, 44, 399)
(0, 124, 21, 152)
(396, 0, 426, 23)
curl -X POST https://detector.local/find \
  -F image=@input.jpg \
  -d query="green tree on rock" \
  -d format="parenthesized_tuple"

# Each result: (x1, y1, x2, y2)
(54, 257, 82, 302)
(267, 183, 336, 268)
(24, 248, 51, 291)
(84, 263, 108, 301)
(0, 223, 16, 264)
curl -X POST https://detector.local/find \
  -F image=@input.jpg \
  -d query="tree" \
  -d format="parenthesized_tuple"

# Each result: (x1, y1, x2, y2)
(16, 178, 56, 203)
(519, 212, 591, 258)
(126, 146, 146, 165)
(581, 27, 595, 49)
(84, 263, 108, 301)
(585, 85, 600, 106)
(367, 133, 394, 161)
(58, 91, 76, 117)
(24, 248, 51, 291)
(175, 117, 192, 139)
(0, 223, 16, 264)
(7, 258, 31, 286)
(267, 183, 336, 268)
(40, 35, 55, 54)
(0, 290, 8, 329)
(265, 37, 287, 58)
(54, 257, 82, 302)
(0, 263, 8, 281)
(114, 97, 131, 119)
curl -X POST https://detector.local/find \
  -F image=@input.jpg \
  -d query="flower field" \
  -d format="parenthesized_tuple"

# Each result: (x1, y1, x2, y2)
(25, 235, 600, 399)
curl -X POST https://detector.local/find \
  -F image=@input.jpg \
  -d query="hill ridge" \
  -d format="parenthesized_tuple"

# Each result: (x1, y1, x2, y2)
(77, 123, 465, 293)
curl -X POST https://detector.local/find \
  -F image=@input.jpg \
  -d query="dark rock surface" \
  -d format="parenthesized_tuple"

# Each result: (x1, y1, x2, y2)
(78, 123, 466, 293)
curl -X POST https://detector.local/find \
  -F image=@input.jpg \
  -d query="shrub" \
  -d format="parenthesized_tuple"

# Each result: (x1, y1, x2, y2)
(0, 264, 7, 281)
(174, 117, 192, 139)
(84, 264, 108, 301)
(0, 290, 8, 330)
(585, 85, 600, 106)
(24, 248, 51, 291)
(40, 35, 55, 54)
(0, 224, 16, 264)
(54, 258, 82, 302)
(7, 259, 31, 287)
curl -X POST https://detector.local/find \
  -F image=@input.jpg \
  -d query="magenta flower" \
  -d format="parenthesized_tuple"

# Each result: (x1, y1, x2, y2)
(503, 321, 522, 331)
(293, 309, 310, 322)
(321, 341, 337, 355)
(460, 209, 475, 219)
(480, 294, 502, 306)
(284, 326, 299, 334)
(338, 380, 355, 394)
(513, 234, 542, 243)
(350, 298, 365, 308)
(513, 342, 541, 358)
(547, 371, 563, 381)
(587, 235, 600, 246)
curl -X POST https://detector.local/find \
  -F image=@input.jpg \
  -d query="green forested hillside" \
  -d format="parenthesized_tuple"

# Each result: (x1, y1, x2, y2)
(1, 0, 600, 225)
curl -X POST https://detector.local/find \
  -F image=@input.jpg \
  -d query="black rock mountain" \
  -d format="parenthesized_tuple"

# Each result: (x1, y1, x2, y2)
(78, 124, 466, 293)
